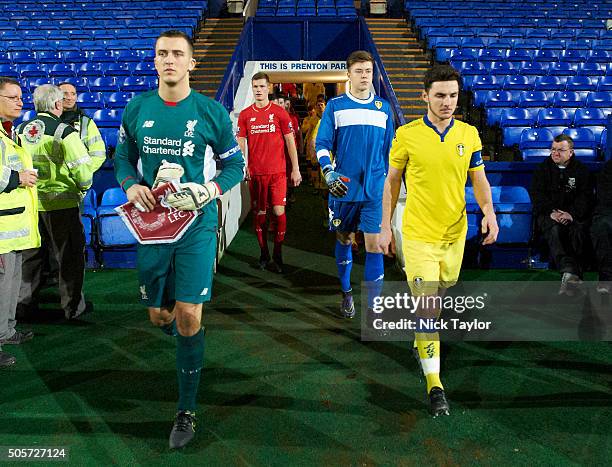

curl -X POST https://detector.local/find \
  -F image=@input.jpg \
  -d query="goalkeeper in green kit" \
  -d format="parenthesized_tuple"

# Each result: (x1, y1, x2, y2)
(114, 30, 244, 449)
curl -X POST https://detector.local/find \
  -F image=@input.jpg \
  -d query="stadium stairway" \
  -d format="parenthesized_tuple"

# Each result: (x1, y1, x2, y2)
(192, 17, 243, 98)
(365, 17, 429, 122)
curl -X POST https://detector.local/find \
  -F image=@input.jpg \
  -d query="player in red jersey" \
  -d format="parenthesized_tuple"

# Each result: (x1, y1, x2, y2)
(237, 72, 302, 273)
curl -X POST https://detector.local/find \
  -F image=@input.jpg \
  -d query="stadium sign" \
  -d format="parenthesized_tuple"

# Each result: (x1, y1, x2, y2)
(257, 61, 347, 72)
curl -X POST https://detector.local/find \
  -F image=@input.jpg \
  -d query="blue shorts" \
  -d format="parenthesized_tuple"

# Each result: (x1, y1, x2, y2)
(328, 199, 382, 234)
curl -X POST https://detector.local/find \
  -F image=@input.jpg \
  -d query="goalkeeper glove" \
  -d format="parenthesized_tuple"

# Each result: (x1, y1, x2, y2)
(164, 182, 220, 211)
(322, 165, 350, 198)
(153, 159, 184, 189)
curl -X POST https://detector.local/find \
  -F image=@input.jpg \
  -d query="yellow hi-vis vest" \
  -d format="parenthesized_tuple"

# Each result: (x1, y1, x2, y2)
(0, 126, 40, 254)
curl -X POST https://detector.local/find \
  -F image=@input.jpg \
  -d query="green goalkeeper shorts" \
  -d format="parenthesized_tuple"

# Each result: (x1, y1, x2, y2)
(136, 224, 217, 308)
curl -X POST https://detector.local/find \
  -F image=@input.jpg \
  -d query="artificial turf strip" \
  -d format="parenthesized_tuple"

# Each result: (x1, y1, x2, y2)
(0, 189, 610, 465)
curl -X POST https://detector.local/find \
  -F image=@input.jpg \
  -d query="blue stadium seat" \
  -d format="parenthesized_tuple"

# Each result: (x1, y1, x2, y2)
(534, 75, 564, 91)
(20, 64, 48, 78)
(97, 187, 136, 248)
(115, 50, 141, 63)
(503, 75, 533, 91)
(0, 64, 18, 78)
(471, 75, 501, 91)
(134, 61, 156, 76)
(506, 49, 534, 63)
(90, 77, 118, 92)
(77, 92, 104, 110)
(63, 51, 88, 63)
(598, 76, 612, 91)
(79, 62, 104, 77)
(10, 51, 36, 64)
(88, 50, 116, 63)
(466, 186, 532, 244)
(547, 62, 577, 76)
(533, 49, 560, 62)
(489, 61, 517, 76)
(121, 76, 147, 92)
(297, 6, 316, 15)
(478, 48, 507, 63)
(483, 90, 515, 108)
(553, 91, 586, 108)
(104, 91, 132, 109)
(573, 108, 607, 128)
(317, 7, 336, 16)
(27, 77, 53, 92)
(82, 188, 97, 247)
(519, 128, 554, 149)
(518, 61, 545, 76)
(536, 108, 571, 127)
(49, 63, 75, 78)
(100, 127, 118, 149)
(92, 109, 122, 128)
(577, 63, 605, 77)
(585, 91, 612, 108)
(36, 51, 62, 63)
(518, 91, 550, 108)
(565, 76, 596, 91)
(500, 108, 535, 127)
(587, 49, 610, 63)
(503, 126, 531, 147)
(560, 49, 588, 63)
(563, 127, 596, 149)
(105, 63, 131, 77)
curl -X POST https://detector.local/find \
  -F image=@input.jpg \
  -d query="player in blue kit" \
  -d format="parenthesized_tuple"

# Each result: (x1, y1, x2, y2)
(315, 50, 395, 319)
(114, 30, 244, 449)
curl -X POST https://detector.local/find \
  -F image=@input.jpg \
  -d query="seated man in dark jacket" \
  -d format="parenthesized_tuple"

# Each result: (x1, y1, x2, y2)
(530, 134, 592, 295)
(591, 159, 612, 293)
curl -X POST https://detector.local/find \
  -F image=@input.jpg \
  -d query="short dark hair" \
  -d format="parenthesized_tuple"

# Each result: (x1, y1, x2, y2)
(316, 94, 326, 102)
(0, 76, 20, 91)
(347, 50, 373, 70)
(156, 30, 194, 55)
(57, 82, 76, 89)
(423, 65, 462, 92)
(553, 133, 574, 150)
(252, 72, 270, 83)
(272, 93, 285, 102)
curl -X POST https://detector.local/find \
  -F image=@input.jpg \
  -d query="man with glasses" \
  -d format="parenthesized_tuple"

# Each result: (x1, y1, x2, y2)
(0, 77, 39, 366)
(530, 134, 592, 296)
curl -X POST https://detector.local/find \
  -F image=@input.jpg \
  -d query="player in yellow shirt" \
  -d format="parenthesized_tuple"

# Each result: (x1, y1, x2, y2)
(379, 65, 498, 417)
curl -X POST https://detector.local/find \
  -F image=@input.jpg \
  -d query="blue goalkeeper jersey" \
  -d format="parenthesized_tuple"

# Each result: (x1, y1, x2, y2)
(315, 92, 394, 202)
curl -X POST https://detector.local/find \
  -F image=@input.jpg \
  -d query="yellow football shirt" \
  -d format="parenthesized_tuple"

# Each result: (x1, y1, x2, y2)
(390, 116, 484, 242)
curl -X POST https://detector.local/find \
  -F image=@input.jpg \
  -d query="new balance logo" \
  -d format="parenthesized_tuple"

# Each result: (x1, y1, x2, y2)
(250, 117, 256, 122)
(142, 120, 155, 128)
(182, 140, 195, 157)
(200, 287, 208, 296)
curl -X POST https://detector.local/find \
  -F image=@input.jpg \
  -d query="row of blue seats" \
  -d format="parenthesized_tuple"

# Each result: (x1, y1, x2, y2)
(257, 7, 356, 16)
(429, 37, 612, 50)
(461, 73, 612, 92)
(0, 18, 198, 29)
(0, 50, 155, 63)
(0, 28, 193, 40)
(422, 27, 612, 41)
(0, 40, 163, 53)
(502, 127, 608, 161)
(453, 58, 612, 74)
(474, 90, 612, 110)
(406, 0, 608, 7)
(3, 1, 207, 10)
(0, 12, 203, 21)
(465, 75, 612, 94)
(14, 108, 123, 129)
(4, 74, 159, 91)
(259, 0, 354, 5)
(438, 48, 610, 64)
(496, 107, 609, 131)
(416, 17, 609, 29)
(0, 63, 158, 79)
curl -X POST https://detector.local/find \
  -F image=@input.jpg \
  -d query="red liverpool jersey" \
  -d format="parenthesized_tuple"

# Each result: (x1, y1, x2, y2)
(237, 102, 293, 175)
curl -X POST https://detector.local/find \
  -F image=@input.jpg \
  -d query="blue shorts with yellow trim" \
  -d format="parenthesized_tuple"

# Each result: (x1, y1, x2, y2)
(328, 199, 382, 234)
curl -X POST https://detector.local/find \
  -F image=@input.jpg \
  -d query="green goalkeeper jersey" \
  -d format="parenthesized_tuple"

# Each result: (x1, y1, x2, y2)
(114, 89, 244, 227)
